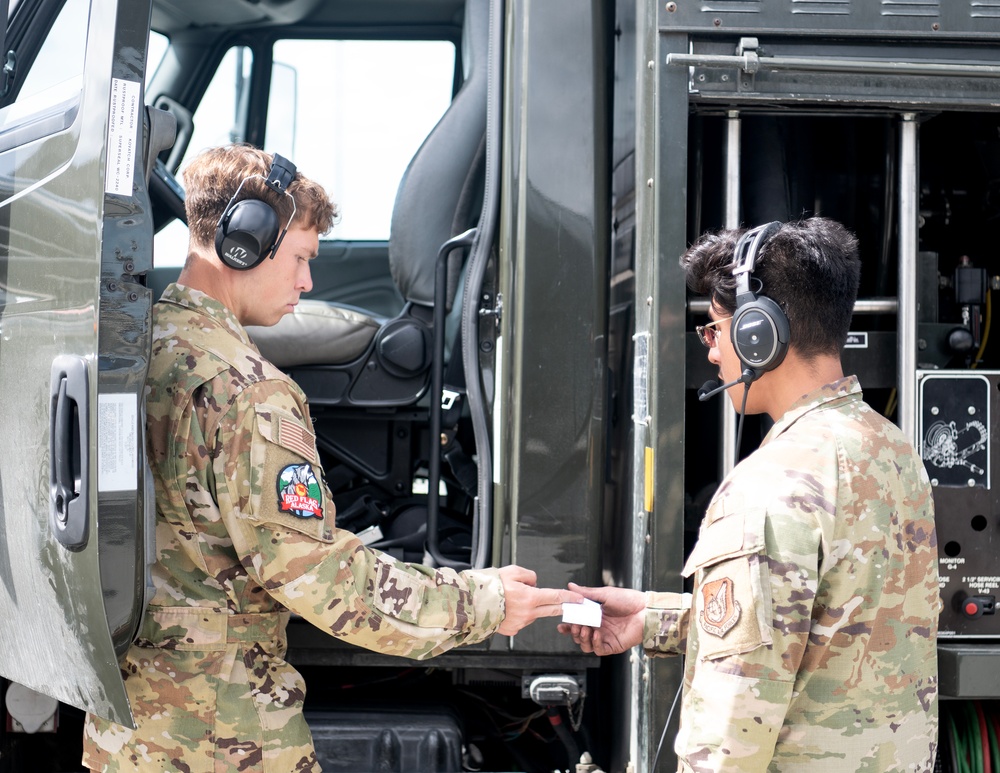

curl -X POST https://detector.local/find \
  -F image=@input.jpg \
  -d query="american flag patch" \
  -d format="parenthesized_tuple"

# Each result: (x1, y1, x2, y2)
(277, 416, 316, 460)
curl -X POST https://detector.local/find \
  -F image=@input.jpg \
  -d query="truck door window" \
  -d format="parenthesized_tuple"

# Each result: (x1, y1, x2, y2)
(268, 39, 454, 241)
(16, 0, 87, 102)
(146, 30, 168, 87)
(0, 0, 86, 158)
(154, 45, 253, 265)
(187, 45, 253, 155)
(153, 38, 453, 266)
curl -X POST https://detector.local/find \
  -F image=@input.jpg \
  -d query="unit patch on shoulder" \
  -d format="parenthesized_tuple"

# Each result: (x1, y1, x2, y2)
(276, 463, 324, 519)
(700, 576, 741, 638)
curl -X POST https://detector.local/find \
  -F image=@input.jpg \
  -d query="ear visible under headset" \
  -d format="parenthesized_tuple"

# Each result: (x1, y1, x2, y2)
(214, 153, 298, 271)
(730, 221, 789, 378)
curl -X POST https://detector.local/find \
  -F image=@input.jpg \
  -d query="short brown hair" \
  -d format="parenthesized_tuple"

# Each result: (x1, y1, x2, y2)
(183, 144, 338, 250)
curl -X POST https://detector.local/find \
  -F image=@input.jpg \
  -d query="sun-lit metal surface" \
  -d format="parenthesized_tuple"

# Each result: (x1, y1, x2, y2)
(0, 0, 153, 727)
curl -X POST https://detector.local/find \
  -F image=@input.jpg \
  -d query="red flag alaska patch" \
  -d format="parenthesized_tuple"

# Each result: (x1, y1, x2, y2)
(700, 577, 741, 638)
(276, 463, 324, 519)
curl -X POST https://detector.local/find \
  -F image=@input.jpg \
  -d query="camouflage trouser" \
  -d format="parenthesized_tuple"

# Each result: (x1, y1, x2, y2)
(82, 606, 320, 773)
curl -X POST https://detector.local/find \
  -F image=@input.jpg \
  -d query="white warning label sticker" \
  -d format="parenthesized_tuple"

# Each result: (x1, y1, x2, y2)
(104, 77, 140, 195)
(98, 393, 138, 492)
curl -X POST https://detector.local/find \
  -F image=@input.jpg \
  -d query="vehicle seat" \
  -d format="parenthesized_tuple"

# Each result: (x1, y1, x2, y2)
(246, 0, 488, 401)
(250, 301, 385, 367)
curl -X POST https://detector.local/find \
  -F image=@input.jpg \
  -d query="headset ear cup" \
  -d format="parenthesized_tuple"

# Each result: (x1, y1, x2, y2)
(215, 199, 281, 270)
(731, 296, 790, 373)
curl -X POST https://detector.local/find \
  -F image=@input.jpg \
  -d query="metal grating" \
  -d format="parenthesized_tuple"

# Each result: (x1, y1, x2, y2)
(881, 0, 941, 17)
(972, 0, 1000, 19)
(662, 0, 1000, 35)
(791, 0, 851, 16)
(699, 1, 762, 12)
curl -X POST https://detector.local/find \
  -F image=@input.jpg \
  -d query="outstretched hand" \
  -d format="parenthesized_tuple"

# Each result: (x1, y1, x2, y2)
(557, 582, 646, 656)
(497, 565, 584, 636)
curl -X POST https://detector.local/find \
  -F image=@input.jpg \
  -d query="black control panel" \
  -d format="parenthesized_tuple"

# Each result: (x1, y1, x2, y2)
(919, 371, 999, 638)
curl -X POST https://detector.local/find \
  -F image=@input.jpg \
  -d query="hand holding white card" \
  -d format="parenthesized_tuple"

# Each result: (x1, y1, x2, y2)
(561, 598, 603, 627)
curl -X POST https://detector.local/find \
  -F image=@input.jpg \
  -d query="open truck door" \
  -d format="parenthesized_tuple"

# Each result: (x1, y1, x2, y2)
(0, 0, 160, 727)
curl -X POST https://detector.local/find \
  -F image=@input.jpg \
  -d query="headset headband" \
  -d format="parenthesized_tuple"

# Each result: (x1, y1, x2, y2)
(729, 220, 789, 378)
(732, 221, 782, 303)
(265, 153, 297, 196)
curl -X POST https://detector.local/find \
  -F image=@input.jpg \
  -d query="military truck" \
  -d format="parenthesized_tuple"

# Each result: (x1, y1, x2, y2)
(1, 0, 999, 770)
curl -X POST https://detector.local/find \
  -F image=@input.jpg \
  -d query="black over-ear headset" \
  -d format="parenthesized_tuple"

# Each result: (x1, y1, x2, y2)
(215, 153, 298, 270)
(730, 221, 789, 381)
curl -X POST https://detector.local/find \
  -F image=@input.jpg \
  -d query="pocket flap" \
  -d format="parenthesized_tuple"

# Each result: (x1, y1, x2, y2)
(246, 402, 334, 542)
(682, 507, 766, 577)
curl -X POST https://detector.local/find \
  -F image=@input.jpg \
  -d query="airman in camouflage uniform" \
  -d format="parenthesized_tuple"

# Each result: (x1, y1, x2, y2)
(82, 145, 577, 772)
(561, 218, 939, 772)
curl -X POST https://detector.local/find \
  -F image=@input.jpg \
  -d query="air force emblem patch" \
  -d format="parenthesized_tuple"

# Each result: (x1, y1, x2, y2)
(700, 576, 741, 638)
(277, 463, 324, 519)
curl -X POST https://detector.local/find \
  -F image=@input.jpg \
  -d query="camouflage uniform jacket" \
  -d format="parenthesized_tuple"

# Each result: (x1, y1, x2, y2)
(642, 377, 939, 772)
(83, 283, 505, 773)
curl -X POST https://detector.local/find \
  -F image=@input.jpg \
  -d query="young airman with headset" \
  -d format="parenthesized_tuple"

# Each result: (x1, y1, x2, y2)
(82, 144, 580, 773)
(560, 218, 940, 772)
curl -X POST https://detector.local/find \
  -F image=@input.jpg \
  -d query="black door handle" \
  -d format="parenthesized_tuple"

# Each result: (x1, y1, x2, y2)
(49, 355, 89, 551)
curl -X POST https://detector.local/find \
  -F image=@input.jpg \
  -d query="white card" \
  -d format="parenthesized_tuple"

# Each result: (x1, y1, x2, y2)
(561, 598, 603, 627)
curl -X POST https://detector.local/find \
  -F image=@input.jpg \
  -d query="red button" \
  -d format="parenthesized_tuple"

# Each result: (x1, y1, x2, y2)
(966, 601, 980, 616)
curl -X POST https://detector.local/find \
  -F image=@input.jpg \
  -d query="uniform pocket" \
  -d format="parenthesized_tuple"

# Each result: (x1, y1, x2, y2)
(119, 647, 225, 773)
(247, 403, 334, 543)
(683, 507, 773, 661)
(244, 649, 307, 729)
(370, 554, 457, 629)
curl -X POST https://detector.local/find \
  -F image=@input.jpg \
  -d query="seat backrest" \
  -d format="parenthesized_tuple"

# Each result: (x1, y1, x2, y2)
(388, 0, 488, 309)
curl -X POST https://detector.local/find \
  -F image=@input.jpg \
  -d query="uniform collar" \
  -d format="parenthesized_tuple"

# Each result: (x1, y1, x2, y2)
(762, 375, 862, 445)
(159, 283, 255, 349)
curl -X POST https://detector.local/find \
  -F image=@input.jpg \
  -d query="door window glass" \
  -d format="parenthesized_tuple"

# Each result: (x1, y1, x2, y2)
(154, 38, 454, 266)
(0, 0, 87, 162)
(154, 46, 254, 266)
(17, 0, 88, 101)
(268, 39, 455, 241)
(146, 30, 168, 87)
(187, 46, 254, 154)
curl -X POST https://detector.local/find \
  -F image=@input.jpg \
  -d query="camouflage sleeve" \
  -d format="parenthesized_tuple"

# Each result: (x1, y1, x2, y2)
(215, 386, 505, 658)
(641, 592, 691, 657)
(675, 499, 817, 772)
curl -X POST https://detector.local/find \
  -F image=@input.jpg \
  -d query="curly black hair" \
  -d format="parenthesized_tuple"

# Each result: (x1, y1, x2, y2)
(681, 217, 861, 359)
